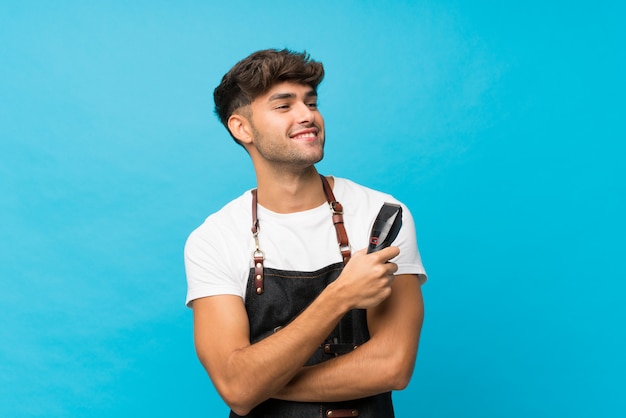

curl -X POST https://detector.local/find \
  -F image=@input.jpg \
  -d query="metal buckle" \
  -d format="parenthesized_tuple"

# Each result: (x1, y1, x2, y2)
(329, 201, 343, 215)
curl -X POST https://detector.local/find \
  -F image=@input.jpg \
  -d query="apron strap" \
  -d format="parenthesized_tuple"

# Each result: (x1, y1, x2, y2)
(250, 189, 265, 295)
(319, 175, 352, 265)
(250, 175, 352, 295)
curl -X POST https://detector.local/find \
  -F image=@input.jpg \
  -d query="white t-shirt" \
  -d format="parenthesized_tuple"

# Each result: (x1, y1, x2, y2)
(185, 177, 427, 306)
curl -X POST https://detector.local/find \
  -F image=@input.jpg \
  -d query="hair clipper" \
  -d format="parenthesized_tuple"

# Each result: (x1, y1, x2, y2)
(367, 203, 403, 253)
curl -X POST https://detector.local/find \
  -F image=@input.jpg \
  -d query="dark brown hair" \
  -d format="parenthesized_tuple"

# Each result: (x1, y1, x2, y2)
(213, 49, 325, 141)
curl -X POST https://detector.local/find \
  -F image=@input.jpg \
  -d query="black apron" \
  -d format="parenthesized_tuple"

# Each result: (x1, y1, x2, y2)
(229, 176, 395, 418)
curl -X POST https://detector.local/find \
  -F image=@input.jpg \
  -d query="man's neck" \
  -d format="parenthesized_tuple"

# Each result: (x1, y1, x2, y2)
(255, 166, 331, 214)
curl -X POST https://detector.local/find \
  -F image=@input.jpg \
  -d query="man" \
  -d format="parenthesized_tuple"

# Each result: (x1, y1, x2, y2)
(185, 49, 427, 417)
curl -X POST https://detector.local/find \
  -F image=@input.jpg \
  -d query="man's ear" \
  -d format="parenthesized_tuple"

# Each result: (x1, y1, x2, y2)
(228, 113, 253, 145)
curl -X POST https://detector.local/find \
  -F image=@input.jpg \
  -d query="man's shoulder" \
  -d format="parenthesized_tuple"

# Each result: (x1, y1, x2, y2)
(333, 177, 396, 205)
(187, 190, 252, 243)
(203, 190, 252, 223)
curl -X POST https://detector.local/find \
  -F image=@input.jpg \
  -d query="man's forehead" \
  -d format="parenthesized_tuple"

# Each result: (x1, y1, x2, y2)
(261, 82, 317, 102)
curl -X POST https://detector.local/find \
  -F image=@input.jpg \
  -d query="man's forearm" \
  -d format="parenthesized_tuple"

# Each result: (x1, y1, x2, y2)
(274, 275, 424, 403)
(199, 285, 349, 415)
(273, 337, 415, 402)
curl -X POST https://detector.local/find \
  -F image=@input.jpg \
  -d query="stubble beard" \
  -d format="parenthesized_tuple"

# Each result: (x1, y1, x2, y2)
(252, 124, 325, 169)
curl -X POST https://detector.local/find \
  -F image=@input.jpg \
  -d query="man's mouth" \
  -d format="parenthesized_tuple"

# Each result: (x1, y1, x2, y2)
(290, 127, 319, 141)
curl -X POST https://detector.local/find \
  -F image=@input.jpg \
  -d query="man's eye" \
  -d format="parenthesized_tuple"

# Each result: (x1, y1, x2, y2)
(307, 102, 318, 109)
(275, 104, 289, 110)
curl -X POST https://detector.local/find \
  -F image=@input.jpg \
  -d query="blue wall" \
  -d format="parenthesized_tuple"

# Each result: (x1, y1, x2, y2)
(1, 1, 624, 416)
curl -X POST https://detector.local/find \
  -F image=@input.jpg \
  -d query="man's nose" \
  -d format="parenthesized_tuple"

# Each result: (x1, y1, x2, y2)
(294, 102, 315, 124)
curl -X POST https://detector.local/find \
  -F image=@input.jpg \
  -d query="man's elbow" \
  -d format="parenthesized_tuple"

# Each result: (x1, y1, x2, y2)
(389, 367, 413, 390)
(228, 402, 253, 417)
(197, 353, 259, 414)
(386, 352, 417, 391)
(219, 385, 257, 416)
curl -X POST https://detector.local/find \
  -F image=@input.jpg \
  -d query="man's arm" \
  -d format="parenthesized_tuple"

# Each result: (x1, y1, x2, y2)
(274, 274, 424, 402)
(192, 247, 399, 416)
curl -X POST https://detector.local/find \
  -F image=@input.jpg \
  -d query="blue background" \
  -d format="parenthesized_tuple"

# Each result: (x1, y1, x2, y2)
(1, 1, 624, 417)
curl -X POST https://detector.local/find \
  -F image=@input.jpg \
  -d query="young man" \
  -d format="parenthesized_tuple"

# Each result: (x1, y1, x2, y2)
(185, 49, 427, 417)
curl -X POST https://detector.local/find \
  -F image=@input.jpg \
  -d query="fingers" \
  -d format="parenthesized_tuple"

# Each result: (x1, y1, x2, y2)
(353, 246, 400, 262)
(370, 245, 400, 262)
(385, 259, 399, 275)
(336, 246, 400, 309)
(350, 247, 399, 276)
(383, 263, 397, 286)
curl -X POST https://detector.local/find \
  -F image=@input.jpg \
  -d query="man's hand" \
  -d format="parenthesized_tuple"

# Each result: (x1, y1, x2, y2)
(328, 246, 400, 310)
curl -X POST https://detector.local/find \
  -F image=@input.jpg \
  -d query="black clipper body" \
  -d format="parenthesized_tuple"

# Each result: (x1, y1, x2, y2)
(367, 203, 403, 253)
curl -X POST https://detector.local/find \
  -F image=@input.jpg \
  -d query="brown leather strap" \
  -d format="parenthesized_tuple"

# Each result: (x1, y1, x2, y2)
(320, 175, 351, 264)
(250, 175, 352, 296)
(251, 189, 265, 294)
(326, 409, 359, 417)
(251, 189, 259, 235)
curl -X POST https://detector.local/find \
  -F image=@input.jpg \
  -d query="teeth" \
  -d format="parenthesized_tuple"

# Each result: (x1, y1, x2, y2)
(295, 132, 315, 139)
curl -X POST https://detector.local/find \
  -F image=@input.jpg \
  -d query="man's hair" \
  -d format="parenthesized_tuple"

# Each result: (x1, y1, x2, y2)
(213, 49, 325, 141)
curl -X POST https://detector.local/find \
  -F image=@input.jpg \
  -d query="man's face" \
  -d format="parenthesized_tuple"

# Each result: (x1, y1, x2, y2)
(246, 81, 325, 168)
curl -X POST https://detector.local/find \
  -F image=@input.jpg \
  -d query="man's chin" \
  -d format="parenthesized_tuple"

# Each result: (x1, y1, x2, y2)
(312, 151, 324, 165)
(293, 152, 324, 168)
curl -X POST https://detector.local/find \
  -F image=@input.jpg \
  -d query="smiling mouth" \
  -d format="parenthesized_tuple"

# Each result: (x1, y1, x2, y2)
(290, 127, 319, 140)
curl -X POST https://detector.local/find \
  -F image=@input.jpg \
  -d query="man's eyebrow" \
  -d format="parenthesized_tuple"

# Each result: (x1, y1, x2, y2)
(267, 93, 296, 102)
(267, 90, 318, 102)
